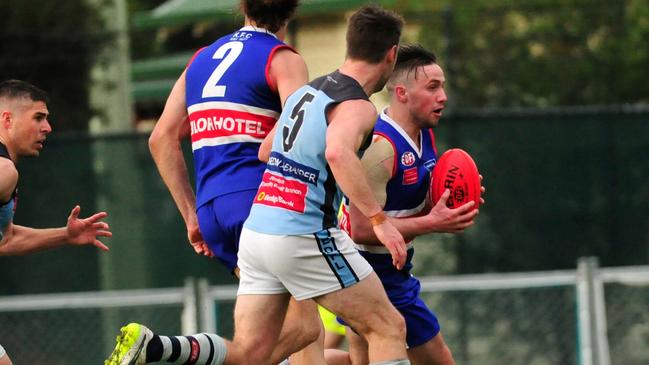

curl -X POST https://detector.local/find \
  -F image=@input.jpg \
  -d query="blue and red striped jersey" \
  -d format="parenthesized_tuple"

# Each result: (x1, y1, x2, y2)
(185, 26, 294, 207)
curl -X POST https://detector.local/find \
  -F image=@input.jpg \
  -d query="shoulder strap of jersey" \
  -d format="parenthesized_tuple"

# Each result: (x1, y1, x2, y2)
(265, 44, 297, 94)
(0, 142, 17, 204)
(426, 128, 438, 156)
(186, 46, 208, 69)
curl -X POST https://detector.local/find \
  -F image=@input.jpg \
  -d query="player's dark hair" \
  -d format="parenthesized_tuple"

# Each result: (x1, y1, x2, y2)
(393, 43, 438, 80)
(346, 4, 404, 64)
(0, 79, 48, 104)
(242, 0, 299, 33)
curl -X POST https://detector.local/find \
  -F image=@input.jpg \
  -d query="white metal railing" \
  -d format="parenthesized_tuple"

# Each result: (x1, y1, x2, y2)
(196, 257, 649, 365)
(0, 278, 197, 334)
(2, 259, 649, 365)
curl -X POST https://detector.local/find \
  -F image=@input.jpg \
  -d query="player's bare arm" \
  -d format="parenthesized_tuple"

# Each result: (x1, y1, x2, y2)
(149, 70, 214, 257)
(326, 99, 407, 269)
(259, 48, 308, 163)
(360, 136, 394, 206)
(350, 189, 478, 244)
(0, 205, 111, 256)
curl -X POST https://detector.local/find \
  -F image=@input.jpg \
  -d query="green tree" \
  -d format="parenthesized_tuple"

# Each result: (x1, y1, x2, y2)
(0, 0, 108, 131)
(414, 0, 649, 108)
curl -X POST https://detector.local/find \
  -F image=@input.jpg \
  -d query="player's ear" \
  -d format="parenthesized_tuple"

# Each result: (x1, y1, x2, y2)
(0, 111, 12, 129)
(386, 44, 398, 66)
(395, 85, 408, 102)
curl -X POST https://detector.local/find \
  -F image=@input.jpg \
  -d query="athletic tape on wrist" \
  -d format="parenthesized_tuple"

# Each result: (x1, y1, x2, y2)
(368, 211, 387, 226)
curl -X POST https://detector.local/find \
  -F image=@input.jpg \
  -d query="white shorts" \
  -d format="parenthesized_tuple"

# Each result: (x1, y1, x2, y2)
(238, 227, 373, 300)
(0, 344, 6, 358)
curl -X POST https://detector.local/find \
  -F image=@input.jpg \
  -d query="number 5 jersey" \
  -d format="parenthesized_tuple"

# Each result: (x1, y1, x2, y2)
(245, 70, 371, 235)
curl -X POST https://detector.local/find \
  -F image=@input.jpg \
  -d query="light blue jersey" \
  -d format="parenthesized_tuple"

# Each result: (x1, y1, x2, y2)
(245, 71, 370, 235)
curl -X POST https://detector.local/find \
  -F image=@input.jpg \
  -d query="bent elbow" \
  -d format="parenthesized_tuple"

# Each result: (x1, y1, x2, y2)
(325, 145, 345, 166)
(148, 127, 164, 154)
(258, 147, 270, 163)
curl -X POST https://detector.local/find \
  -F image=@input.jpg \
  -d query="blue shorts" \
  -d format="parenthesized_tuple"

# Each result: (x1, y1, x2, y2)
(340, 246, 440, 348)
(196, 189, 257, 273)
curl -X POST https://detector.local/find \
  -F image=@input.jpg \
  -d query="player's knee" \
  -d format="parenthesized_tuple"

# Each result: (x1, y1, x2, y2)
(437, 343, 455, 365)
(298, 316, 321, 345)
(375, 306, 406, 340)
(358, 305, 405, 343)
(390, 310, 407, 340)
(300, 305, 323, 343)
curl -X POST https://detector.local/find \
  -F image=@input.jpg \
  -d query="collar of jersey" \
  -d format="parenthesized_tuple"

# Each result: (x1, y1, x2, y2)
(239, 26, 278, 39)
(380, 108, 423, 157)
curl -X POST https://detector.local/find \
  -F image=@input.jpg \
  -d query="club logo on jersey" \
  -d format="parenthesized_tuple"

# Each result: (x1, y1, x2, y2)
(326, 75, 339, 84)
(255, 172, 308, 213)
(401, 151, 416, 167)
(230, 31, 253, 41)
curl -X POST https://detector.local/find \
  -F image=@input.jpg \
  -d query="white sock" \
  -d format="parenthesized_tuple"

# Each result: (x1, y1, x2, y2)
(149, 333, 227, 365)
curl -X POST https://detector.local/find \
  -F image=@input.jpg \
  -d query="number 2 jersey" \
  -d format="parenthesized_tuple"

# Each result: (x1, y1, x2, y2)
(245, 70, 371, 235)
(185, 26, 294, 208)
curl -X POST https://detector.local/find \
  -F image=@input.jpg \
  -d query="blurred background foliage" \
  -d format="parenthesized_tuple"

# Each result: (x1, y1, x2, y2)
(2, 0, 648, 129)
(412, 0, 649, 107)
(0, 0, 107, 131)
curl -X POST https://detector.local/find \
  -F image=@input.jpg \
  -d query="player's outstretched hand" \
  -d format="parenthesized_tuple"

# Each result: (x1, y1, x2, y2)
(429, 189, 478, 233)
(187, 225, 214, 258)
(372, 220, 407, 270)
(66, 205, 112, 251)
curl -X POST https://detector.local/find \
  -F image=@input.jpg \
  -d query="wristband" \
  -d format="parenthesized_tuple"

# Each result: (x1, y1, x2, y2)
(368, 211, 386, 226)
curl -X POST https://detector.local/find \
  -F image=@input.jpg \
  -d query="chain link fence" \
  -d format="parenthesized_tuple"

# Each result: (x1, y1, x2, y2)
(1, 259, 647, 364)
(420, 286, 577, 365)
(0, 284, 195, 364)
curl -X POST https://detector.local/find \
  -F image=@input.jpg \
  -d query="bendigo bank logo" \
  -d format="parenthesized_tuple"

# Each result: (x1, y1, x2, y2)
(256, 192, 266, 201)
(255, 172, 308, 213)
(255, 153, 317, 213)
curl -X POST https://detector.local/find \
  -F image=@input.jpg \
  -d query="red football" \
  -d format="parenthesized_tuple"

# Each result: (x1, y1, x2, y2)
(430, 148, 481, 210)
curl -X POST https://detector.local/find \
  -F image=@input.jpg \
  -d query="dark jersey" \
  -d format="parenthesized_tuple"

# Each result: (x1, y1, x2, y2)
(0, 142, 17, 240)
